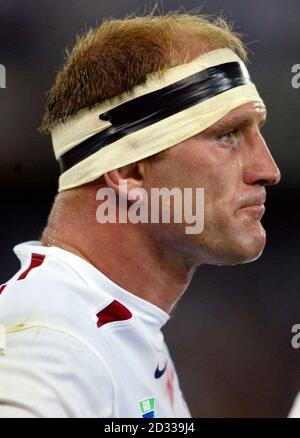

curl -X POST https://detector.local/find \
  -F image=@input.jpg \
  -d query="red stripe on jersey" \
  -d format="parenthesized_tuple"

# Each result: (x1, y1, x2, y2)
(96, 300, 132, 328)
(0, 253, 45, 297)
(18, 253, 45, 280)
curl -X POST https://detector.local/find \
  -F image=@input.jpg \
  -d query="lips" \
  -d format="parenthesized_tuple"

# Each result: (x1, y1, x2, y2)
(235, 191, 266, 220)
(237, 190, 266, 210)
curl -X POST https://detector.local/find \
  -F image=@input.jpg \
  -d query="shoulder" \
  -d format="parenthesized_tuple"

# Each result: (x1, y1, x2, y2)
(0, 244, 119, 417)
(0, 245, 104, 333)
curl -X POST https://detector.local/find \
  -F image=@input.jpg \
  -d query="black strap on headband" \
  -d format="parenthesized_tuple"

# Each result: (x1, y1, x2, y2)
(59, 61, 251, 173)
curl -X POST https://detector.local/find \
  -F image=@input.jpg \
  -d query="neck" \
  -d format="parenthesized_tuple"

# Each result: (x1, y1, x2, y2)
(41, 187, 198, 314)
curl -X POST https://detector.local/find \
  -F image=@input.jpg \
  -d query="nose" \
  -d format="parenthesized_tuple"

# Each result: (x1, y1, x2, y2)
(244, 133, 281, 187)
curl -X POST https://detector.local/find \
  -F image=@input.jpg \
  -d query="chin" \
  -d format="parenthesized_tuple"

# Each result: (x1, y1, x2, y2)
(208, 223, 267, 266)
(227, 227, 267, 265)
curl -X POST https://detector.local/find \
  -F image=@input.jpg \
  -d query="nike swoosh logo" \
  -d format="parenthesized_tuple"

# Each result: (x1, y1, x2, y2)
(154, 361, 168, 379)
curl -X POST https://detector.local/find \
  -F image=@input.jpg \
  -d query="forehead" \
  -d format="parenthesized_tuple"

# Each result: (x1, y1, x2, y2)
(212, 102, 267, 129)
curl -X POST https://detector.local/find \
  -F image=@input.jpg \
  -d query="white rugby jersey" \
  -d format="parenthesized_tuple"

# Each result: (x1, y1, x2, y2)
(289, 393, 300, 418)
(0, 241, 191, 418)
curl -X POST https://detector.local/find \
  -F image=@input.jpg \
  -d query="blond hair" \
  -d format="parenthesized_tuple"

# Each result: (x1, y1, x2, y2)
(39, 11, 247, 134)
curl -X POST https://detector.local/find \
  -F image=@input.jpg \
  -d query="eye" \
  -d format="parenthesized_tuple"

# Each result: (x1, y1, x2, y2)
(218, 128, 242, 145)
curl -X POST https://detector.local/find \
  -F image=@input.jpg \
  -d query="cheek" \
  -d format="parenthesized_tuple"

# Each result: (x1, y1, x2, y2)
(189, 161, 232, 211)
(164, 152, 214, 189)
(153, 141, 243, 204)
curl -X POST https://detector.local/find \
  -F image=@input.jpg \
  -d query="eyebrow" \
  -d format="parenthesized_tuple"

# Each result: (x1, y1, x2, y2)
(202, 109, 267, 135)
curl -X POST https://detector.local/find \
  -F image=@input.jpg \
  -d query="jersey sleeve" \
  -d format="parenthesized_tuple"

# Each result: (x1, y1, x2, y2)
(0, 325, 115, 418)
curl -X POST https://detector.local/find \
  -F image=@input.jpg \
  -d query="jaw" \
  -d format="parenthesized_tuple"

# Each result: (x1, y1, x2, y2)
(189, 214, 267, 266)
(216, 222, 267, 265)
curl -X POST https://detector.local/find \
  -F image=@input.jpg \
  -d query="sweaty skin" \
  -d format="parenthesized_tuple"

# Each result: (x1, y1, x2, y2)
(145, 102, 280, 266)
(42, 101, 280, 314)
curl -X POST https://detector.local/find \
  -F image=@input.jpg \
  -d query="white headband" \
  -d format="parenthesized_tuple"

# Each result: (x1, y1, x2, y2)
(51, 48, 263, 192)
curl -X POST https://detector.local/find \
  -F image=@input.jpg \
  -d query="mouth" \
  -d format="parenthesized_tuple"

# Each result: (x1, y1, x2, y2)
(237, 204, 266, 220)
(235, 192, 267, 220)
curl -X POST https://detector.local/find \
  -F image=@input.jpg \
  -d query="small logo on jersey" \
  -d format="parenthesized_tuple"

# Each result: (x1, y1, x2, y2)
(139, 397, 155, 418)
(154, 361, 168, 379)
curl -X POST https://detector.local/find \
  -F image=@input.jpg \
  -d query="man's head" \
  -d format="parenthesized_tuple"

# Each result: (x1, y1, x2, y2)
(40, 12, 280, 269)
(119, 101, 280, 266)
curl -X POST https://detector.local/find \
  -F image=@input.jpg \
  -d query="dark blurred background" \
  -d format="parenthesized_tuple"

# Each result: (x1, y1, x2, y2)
(0, 0, 299, 417)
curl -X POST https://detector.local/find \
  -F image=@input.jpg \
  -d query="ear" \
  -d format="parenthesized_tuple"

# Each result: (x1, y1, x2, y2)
(104, 162, 146, 198)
